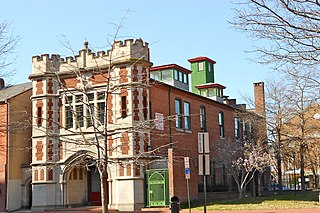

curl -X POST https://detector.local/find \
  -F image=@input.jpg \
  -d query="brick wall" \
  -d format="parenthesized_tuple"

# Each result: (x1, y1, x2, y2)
(149, 82, 236, 202)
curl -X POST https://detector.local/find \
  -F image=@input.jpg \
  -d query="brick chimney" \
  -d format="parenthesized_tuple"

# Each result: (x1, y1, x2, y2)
(254, 81, 265, 116)
(0, 78, 4, 89)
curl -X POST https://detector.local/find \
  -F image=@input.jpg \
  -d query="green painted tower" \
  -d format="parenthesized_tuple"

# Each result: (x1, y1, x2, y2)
(188, 56, 216, 94)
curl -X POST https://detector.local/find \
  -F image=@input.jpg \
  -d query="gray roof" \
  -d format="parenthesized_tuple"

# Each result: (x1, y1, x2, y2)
(0, 82, 32, 102)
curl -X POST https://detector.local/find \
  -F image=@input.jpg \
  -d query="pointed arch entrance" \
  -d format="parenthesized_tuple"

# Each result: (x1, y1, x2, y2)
(62, 151, 109, 207)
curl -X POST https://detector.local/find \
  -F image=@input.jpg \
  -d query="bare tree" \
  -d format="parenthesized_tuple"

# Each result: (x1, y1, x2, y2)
(0, 20, 19, 77)
(265, 78, 292, 193)
(232, 0, 320, 67)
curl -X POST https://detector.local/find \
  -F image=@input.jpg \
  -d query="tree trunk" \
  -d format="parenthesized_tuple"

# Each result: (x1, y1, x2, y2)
(300, 144, 306, 195)
(100, 172, 108, 213)
(257, 172, 262, 197)
(252, 175, 256, 197)
(239, 188, 243, 199)
(277, 129, 283, 193)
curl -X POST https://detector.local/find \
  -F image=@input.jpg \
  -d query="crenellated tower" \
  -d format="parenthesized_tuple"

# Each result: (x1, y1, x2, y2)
(29, 39, 152, 211)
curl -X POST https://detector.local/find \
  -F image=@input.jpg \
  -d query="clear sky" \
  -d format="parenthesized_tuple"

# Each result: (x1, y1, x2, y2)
(1, 0, 273, 104)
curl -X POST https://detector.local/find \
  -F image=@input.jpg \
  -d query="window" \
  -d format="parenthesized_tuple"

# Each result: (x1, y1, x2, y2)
(98, 102, 105, 125)
(179, 72, 183, 82)
(174, 70, 179, 80)
(66, 106, 73, 129)
(208, 63, 212, 72)
(37, 107, 42, 127)
(162, 70, 171, 80)
(242, 121, 247, 140)
(87, 93, 94, 127)
(200, 106, 206, 131)
(184, 101, 191, 130)
(175, 99, 182, 128)
(76, 105, 84, 127)
(208, 88, 214, 97)
(183, 73, 188, 83)
(198, 62, 204, 71)
(143, 96, 148, 120)
(218, 112, 225, 138)
(200, 89, 207, 97)
(97, 92, 106, 125)
(121, 96, 127, 118)
(235, 118, 240, 139)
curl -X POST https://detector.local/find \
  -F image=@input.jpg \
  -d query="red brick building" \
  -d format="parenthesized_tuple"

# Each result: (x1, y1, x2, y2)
(27, 39, 267, 211)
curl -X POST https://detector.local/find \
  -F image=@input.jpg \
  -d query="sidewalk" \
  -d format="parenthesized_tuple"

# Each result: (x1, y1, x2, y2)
(14, 206, 320, 213)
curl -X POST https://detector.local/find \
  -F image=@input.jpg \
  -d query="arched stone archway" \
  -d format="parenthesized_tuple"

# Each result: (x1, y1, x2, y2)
(61, 151, 111, 207)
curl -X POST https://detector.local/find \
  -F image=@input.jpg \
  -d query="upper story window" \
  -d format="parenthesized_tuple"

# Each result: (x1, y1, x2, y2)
(63, 91, 107, 129)
(75, 95, 84, 128)
(87, 93, 94, 127)
(200, 106, 206, 131)
(174, 70, 179, 81)
(208, 63, 212, 72)
(175, 99, 182, 129)
(242, 121, 247, 140)
(183, 73, 188, 83)
(184, 101, 191, 130)
(37, 107, 42, 127)
(198, 62, 204, 71)
(235, 118, 240, 139)
(97, 92, 106, 125)
(218, 112, 225, 138)
(121, 96, 127, 118)
(65, 96, 73, 129)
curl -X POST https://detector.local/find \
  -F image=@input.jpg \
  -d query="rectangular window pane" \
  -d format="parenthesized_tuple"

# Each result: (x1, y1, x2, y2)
(183, 73, 188, 83)
(162, 70, 171, 80)
(37, 107, 42, 127)
(66, 106, 73, 129)
(200, 106, 206, 131)
(179, 72, 183, 82)
(174, 70, 178, 80)
(121, 96, 127, 118)
(87, 93, 94, 102)
(235, 118, 239, 138)
(87, 104, 94, 127)
(76, 94, 83, 102)
(219, 112, 225, 138)
(98, 92, 105, 100)
(76, 105, 84, 127)
(98, 102, 105, 125)
(175, 99, 182, 128)
(184, 102, 191, 130)
(198, 62, 204, 71)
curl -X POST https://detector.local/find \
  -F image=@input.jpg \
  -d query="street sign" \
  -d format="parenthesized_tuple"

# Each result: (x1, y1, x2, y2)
(185, 168, 190, 179)
(198, 133, 203, 153)
(184, 157, 190, 179)
(184, 157, 190, 169)
(198, 132, 209, 154)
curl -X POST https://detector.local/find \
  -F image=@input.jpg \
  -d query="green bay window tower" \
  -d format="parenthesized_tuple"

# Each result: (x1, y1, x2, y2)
(188, 57, 216, 94)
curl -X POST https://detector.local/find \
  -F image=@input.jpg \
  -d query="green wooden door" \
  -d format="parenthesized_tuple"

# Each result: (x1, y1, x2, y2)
(146, 169, 169, 207)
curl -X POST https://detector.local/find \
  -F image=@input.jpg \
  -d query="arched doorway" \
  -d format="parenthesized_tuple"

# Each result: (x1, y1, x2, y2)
(146, 169, 169, 207)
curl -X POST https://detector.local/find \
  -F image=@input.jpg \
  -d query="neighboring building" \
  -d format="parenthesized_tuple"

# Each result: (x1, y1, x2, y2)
(27, 39, 268, 211)
(0, 79, 32, 212)
(281, 104, 320, 190)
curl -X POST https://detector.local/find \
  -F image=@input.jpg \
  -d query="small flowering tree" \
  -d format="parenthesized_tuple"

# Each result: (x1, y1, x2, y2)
(214, 139, 270, 198)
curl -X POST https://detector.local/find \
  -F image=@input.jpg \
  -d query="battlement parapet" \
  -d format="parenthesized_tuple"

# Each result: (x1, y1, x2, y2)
(31, 38, 150, 75)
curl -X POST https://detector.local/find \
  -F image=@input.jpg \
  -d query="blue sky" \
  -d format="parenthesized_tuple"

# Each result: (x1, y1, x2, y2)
(1, 0, 273, 103)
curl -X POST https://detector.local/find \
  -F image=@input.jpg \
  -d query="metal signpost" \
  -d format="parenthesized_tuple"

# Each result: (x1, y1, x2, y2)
(184, 157, 191, 213)
(198, 132, 210, 213)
